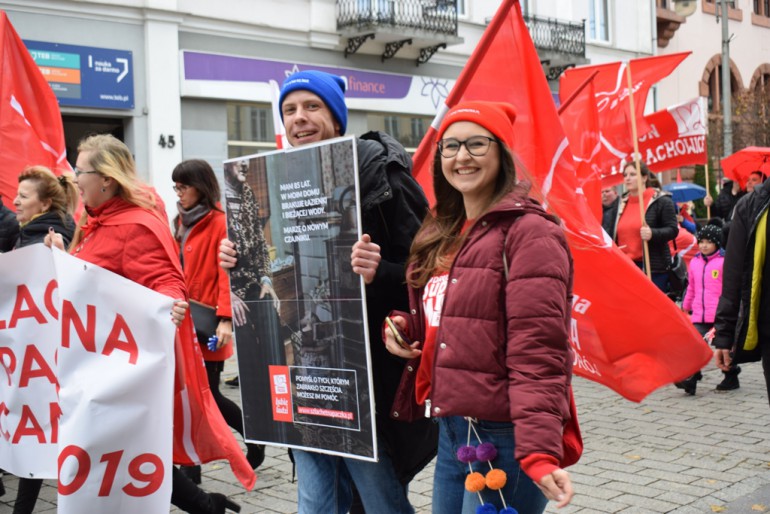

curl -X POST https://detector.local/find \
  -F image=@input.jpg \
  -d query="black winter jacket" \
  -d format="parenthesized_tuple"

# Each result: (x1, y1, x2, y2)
(356, 131, 436, 481)
(614, 189, 678, 273)
(14, 211, 76, 250)
(0, 202, 19, 252)
(713, 181, 770, 362)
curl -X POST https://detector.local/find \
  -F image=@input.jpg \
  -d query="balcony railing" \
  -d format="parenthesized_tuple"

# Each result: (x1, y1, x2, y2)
(523, 14, 585, 57)
(337, 0, 459, 36)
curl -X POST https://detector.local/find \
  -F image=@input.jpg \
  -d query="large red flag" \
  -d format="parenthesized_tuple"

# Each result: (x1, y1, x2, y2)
(558, 51, 690, 178)
(558, 72, 602, 223)
(413, 0, 710, 402)
(0, 11, 70, 208)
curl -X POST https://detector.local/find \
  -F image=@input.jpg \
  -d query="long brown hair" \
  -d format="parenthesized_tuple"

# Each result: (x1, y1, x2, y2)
(18, 166, 78, 219)
(406, 139, 517, 289)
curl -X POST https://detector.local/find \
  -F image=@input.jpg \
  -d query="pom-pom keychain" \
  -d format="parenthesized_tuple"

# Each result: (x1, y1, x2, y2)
(485, 469, 507, 490)
(457, 445, 478, 463)
(476, 442, 498, 461)
(465, 472, 486, 493)
(475, 504, 497, 514)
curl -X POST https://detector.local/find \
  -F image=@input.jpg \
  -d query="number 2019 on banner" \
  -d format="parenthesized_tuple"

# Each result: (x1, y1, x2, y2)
(58, 445, 164, 497)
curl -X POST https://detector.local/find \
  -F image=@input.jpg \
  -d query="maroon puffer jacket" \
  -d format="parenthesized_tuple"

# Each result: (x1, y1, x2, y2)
(390, 192, 574, 463)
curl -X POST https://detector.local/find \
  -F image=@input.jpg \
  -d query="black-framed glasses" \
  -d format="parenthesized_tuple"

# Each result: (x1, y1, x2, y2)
(437, 136, 497, 158)
(173, 184, 191, 193)
(73, 167, 99, 178)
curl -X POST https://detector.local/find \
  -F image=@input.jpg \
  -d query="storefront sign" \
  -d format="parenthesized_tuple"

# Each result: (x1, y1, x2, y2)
(25, 40, 134, 110)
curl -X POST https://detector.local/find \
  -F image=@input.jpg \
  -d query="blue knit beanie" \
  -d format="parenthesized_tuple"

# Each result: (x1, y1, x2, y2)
(279, 70, 348, 136)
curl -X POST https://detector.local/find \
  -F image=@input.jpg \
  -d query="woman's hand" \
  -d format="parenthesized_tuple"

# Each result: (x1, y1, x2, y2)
(640, 225, 652, 241)
(383, 315, 421, 359)
(171, 300, 188, 327)
(231, 295, 250, 327)
(714, 348, 732, 372)
(259, 282, 280, 313)
(44, 227, 66, 251)
(351, 234, 381, 285)
(215, 318, 233, 350)
(537, 468, 573, 508)
(703, 194, 713, 207)
(219, 238, 238, 269)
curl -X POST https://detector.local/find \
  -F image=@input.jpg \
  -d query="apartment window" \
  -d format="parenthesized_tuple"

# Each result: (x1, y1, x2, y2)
(227, 103, 276, 158)
(384, 115, 400, 140)
(755, 0, 770, 16)
(589, 0, 610, 42)
(706, 65, 739, 113)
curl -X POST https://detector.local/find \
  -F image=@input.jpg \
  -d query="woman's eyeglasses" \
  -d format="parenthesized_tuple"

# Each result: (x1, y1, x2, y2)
(74, 167, 99, 178)
(437, 136, 497, 158)
(173, 184, 191, 193)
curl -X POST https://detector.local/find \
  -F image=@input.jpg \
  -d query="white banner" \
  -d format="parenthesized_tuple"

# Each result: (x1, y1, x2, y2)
(0, 245, 176, 513)
(0, 245, 60, 478)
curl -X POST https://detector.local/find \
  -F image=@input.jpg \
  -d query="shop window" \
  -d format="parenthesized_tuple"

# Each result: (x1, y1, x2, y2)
(367, 113, 433, 150)
(227, 103, 276, 158)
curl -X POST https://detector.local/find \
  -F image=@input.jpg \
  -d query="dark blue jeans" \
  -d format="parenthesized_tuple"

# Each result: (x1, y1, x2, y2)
(634, 260, 670, 293)
(293, 444, 413, 514)
(432, 416, 548, 514)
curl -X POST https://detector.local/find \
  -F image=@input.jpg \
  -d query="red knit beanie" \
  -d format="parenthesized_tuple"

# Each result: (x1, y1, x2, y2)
(436, 101, 517, 152)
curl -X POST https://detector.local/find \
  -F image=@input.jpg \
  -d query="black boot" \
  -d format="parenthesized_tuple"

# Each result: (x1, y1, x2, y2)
(179, 464, 202, 485)
(0, 474, 5, 498)
(675, 371, 702, 395)
(246, 443, 265, 470)
(225, 375, 239, 388)
(172, 467, 241, 513)
(13, 477, 43, 514)
(716, 365, 741, 391)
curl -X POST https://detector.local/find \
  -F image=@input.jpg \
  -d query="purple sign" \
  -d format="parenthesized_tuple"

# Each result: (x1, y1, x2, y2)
(183, 51, 412, 100)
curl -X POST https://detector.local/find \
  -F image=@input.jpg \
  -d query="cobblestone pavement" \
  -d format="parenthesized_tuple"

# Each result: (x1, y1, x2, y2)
(4, 358, 770, 513)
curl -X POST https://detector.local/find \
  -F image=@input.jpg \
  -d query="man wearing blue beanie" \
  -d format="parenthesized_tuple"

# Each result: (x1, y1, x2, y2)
(221, 70, 435, 514)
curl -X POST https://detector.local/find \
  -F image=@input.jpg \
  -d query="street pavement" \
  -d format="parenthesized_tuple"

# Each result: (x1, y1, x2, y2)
(4, 357, 770, 513)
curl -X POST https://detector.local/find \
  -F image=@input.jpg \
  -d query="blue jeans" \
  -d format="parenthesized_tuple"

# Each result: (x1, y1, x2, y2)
(432, 416, 548, 514)
(294, 444, 414, 514)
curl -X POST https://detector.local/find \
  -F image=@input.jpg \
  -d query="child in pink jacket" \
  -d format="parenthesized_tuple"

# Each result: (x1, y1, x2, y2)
(676, 220, 724, 395)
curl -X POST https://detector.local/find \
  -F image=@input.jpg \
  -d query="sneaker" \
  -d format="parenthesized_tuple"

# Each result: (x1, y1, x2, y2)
(225, 375, 239, 388)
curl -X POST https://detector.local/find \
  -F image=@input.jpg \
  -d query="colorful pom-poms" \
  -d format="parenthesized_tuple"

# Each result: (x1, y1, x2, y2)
(475, 504, 497, 514)
(457, 445, 478, 463)
(485, 468, 507, 490)
(499, 507, 518, 514)
(476, 442, 498, 461)
(465, 471, 486, 493)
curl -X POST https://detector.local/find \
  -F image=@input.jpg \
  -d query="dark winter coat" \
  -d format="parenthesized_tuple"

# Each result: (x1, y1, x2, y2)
(602, 196, 619, 235)
(0, 202, 19, 252)
(14, 210, 75, 250)
(614, 189, 678, 274)
(713, 181, 744, 221)
(713, 181, 770, 362)
(356, 130, 436, 482)
(390, 193, 574, 464)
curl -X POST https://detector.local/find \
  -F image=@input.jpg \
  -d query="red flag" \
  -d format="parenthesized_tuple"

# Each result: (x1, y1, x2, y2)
(412, 0, 710, 402)
(558, 52, 690, 178)
(558, 72, 602, 223)
(173, 315, 256, 489)
(0, 11, 70, 209)
(637, 97, 708, 173)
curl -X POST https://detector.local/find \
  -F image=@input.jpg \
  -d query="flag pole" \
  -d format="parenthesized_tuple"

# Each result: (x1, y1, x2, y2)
(704, 161, 712, 219)
(624, 62, 652, 279)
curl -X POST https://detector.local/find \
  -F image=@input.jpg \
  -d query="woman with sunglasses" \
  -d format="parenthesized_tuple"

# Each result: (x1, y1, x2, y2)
(373, 101, 576, 513)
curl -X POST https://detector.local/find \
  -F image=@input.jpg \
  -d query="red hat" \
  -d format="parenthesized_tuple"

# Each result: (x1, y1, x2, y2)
(436, 101, 517, 152)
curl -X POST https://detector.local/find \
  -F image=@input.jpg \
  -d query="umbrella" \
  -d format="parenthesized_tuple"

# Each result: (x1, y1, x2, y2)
(721, 146, 770, 189)
(663, 182, 707, 203)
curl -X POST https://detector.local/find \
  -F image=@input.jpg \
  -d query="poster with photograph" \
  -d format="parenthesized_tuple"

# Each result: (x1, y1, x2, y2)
(223, 136, 376, 460)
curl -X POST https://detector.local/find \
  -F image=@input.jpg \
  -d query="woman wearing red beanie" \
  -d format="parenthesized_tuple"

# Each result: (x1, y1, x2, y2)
(378, 101, 576, 513)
